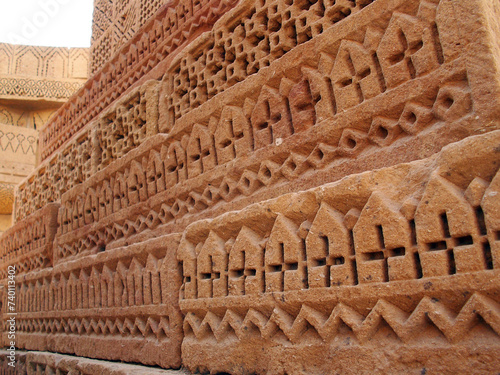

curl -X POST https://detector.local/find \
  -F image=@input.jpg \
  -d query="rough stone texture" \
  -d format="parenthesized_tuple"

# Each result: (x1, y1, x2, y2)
(90, 0, 170, 74)
(22, 0, 499, 260)
(4, 234, 183, 369)
(0, 203, 58, 280)
(0, 351, 189, 374)
(39, 0, 239, 162)
(179, 130, 500, 374)
(0, 350, 26, 375)
(1, 0, 500, 373)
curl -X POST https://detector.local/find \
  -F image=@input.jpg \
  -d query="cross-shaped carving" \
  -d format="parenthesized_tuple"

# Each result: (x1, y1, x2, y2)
(425, 213, 474, 275)
(311, 235, 351, 287)
(333, 40, 384, 112)
(378, 11, 442, 89)
(363, 225, 407, 282)
(200, 255, 221, 298)
(165, 143, 186, 186)
(386, 30, 422, 80)
(336, 55, 372, 104)
(229, 250, 258, 295)
(267, 243, 299, 292)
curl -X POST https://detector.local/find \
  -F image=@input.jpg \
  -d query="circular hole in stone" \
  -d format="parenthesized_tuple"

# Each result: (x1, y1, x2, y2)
(346, 137, 357, 149)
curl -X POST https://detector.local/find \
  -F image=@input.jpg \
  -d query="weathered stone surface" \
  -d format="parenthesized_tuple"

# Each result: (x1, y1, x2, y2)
(31, 0, 500, 212)
(179, 130, 500, 374)
(40, 0, 239, 161)
(0, 350, 26, 374)
(5, 234, 183, 369)
(34, 0, 500, 265)
(90, 0, 170, 74)
(2, 0, 500, 373)
(15, 80, 159, 221)
(0, 350, 189, 374)
(0, 203, 59, 279)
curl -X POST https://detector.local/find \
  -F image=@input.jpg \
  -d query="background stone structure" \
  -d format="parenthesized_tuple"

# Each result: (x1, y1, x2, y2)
(0, 44, 88, 233)
(1, 0, 500, 373)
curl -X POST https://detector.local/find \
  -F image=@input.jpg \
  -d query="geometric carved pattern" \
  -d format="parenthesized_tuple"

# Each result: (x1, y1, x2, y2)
(38, 0, 496, 170)
(15, 130, 92, 220)
(0, 44, 88, 100)
(15, 80, 159, 221)
(17, 316, 172, 340)
(0, 44, 88, 79)
(177, 131, 500, 304)
(23, 0, 487, 255)
(183, 293, 500, 344)
(0, 78, 84, 99)
(163, 0, 378, 126)
(0, 203, 58, 278)
(177, 130, 500, 373)
(54, 70, 472, 260)
(6, 234, 182, 369)
(91, 0, 169, 74)
(40, 0, 239, 161)
(2, 0, 500, 373)
(5, 126, 500, 373)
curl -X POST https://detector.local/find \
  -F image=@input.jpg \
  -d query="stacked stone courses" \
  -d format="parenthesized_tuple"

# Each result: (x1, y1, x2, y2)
(2, 0, 500, 374)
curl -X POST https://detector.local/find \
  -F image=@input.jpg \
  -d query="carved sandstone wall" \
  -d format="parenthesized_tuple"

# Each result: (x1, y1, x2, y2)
(1, 0, 500, 373)
(0, 43, 88, 233)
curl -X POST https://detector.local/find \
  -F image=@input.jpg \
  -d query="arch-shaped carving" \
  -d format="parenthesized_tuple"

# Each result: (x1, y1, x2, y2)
(197, 231, 227, 298)
(228, 226, 265, 295)
(265, 215, 306, 292)
(306, 203, 354, 287)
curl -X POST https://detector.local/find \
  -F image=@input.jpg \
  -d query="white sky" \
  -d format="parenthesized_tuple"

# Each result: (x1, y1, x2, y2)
(0, 0, 94, 48)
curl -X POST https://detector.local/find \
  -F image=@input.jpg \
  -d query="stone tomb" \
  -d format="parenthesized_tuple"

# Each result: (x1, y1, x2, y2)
(1, 0, 500, 373)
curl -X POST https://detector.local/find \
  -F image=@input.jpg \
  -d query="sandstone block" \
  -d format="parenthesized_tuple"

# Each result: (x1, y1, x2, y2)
(179, 130, 500, 374)
(4, 234, 183, 369)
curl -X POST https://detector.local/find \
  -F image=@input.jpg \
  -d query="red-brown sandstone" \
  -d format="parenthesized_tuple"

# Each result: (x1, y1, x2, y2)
(1, 0, 500, 373)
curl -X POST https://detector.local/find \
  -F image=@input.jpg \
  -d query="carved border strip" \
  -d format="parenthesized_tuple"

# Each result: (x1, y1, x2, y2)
(2, 234, 182, 368)
(0, 203, 59, 279)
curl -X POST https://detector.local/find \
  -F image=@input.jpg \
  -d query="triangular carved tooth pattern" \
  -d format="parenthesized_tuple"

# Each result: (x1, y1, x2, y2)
(183, 293, 500, 344)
